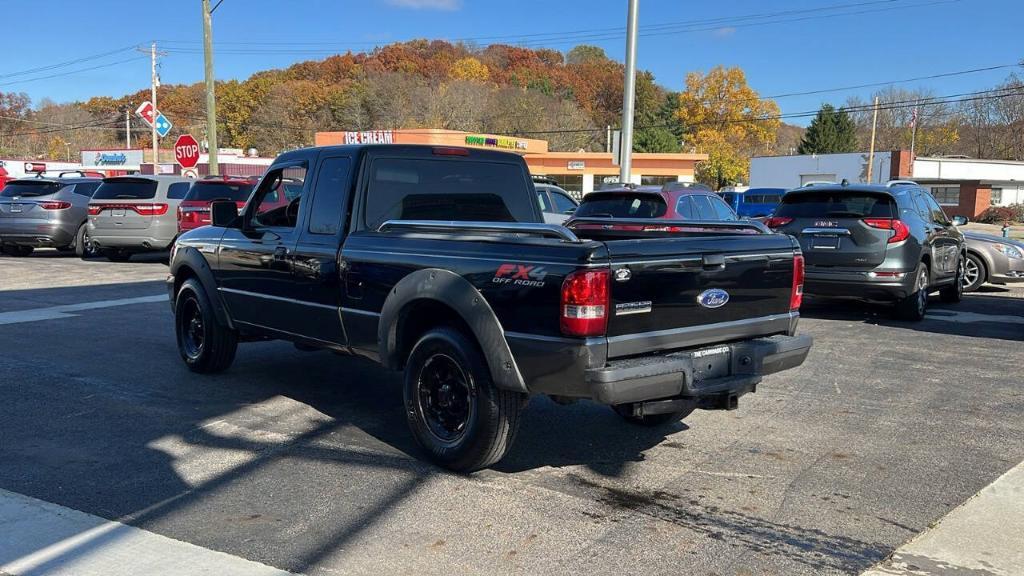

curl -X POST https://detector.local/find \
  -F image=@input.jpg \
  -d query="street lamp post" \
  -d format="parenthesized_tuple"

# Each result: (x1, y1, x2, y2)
(618, 0, 639, 184)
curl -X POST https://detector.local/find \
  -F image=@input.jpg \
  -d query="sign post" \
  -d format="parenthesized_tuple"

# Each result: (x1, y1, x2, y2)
(174, 134, 201, 171)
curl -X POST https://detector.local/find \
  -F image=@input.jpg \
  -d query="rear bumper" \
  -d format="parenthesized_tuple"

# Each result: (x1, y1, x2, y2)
(0, 222, 76, 247)
(582, 334, 812, 405)
(804, 267, 916, 300)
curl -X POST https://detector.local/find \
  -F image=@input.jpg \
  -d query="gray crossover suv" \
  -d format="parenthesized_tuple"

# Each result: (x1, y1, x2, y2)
(766, 181, 965, 320)
(0, 175, 102, 257)
(86, 175, 192, 261)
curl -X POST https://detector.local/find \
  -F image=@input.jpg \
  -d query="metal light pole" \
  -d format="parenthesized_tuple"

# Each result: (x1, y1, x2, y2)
(618, 0, 639, 184)
(202, 0, 219, 175)
(151, 42, 159, 167)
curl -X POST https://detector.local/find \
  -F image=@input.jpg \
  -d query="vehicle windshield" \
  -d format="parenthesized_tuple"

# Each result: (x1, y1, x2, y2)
(0, 181, 63, 197)
(92, 179, 158, 200)
(775, 191, 895, 218)
(573, 193, 667, 219)
(186, 182, 255, 202)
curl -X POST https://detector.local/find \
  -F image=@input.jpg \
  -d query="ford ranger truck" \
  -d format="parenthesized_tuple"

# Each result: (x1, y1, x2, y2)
(168, 144, 812, 472)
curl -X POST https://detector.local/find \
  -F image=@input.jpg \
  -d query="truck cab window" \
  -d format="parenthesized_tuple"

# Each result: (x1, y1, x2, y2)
(251, 164, 308, 228)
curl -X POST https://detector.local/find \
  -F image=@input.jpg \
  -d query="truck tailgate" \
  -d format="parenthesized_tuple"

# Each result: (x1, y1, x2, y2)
(601, 234, 798, 358)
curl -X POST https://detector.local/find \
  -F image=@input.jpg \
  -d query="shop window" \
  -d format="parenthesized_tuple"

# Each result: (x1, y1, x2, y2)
(640, 175, 677, 187)
(542, 174, 583, 199)
(990, 188, 1002, 205)
(930, 186, 961, 206)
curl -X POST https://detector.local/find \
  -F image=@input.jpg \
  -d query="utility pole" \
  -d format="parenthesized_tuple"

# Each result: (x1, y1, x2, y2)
(909, 100, 920, 161)
(866, 96, 879, 183)
(150, 42, 159, 169)
(125, 109, 131, 149)
(618, 0, 639, 184)
(202, 0, 219, 175)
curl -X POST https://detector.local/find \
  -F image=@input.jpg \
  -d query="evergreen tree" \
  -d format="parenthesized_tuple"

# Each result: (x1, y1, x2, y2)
(798, 104, 858, 154)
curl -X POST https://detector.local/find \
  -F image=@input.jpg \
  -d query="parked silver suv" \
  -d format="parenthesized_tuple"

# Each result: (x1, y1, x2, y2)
(86, 175, 192, 261)
(0, 175, 102, 257)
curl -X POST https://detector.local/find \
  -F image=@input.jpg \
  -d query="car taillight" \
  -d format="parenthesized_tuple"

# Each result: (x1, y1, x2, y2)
(87, 204, 102, 215)
(764, 216, 793, 229)
(863, 218, 910, 243)
(38, 201, 72, 210)
(133, 203, 168, 216)
(791, 254, 804, 311)
(560, 269, 610, 337)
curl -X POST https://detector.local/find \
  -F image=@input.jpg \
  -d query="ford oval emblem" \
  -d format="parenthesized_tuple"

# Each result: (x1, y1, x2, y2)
(697, 288, 730, 309)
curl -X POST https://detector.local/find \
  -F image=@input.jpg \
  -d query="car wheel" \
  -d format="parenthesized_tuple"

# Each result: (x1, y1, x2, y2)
(961, 252, 987, 293)
(103, 249, 133, 262)
(75, 223, 98, 259)
(940, 256, 965, 303)
(175, 278, 238, 373)
(895, 262, 929, 321)
(403, 327, 524, 473)
(612, 402, 696, 427)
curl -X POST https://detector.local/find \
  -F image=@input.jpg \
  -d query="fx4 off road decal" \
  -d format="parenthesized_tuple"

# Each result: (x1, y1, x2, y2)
(493, 264, 548, 287)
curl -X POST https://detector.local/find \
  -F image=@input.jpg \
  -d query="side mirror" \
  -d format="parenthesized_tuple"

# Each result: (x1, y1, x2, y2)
(951, 215, 968, 226)
(211, 200, 240, 228)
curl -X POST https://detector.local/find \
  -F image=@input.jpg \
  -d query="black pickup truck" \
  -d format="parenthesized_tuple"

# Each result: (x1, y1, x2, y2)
(168, 144, 812, 472)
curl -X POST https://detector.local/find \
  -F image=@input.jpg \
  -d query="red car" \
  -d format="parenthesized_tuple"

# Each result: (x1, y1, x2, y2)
(176, 176, 259, 233)
(569, 183, 761, 233)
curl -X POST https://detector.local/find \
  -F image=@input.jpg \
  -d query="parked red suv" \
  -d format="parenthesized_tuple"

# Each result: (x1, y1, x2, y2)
(176, 176, 259, 233)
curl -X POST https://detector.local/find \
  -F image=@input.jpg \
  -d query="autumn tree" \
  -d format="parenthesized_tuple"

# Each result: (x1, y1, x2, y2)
(797, 104, 857, 154)
(845, 87, 959, 156)
(676, 66, 780, 187)
(449, 57, 489, 82)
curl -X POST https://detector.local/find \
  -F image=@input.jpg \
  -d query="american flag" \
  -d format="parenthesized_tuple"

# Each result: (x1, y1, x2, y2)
(909, 106, 919, 128)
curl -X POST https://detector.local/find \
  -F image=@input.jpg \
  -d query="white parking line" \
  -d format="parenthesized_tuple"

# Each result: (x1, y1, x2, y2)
(925, 310, 1024, 325)
(0, 489, 298, 576)
(0, 295, 166, 326)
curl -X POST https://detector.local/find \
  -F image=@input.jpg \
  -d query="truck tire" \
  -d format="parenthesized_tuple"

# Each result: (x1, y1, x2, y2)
(940, 256, 965, 303)
(403, 327, 524, 473)
(175, 278, 238, 373)
(895, 262, 929, 321)
(612, 403, 696, 427)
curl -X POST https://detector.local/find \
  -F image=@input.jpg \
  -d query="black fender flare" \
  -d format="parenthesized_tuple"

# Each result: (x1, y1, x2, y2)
(170, 246, 234, 329)
(378, 268, 528, 393)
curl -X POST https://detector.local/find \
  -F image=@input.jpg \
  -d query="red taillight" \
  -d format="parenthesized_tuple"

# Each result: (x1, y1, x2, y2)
(791, 254, 805, 311)
(87, 204, 102, 216)
(560, 269, 610, 337)
(132, 203, 169, 216)
(38, 201, 72, 210)
(764, 216, 793, 229)
(863, 218, 910, 243)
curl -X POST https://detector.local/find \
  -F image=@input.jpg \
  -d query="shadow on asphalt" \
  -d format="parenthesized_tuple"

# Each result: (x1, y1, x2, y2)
(0, 248, 169, 264)
(0, 280, 899, 574)
(800, 292, 1023, 342)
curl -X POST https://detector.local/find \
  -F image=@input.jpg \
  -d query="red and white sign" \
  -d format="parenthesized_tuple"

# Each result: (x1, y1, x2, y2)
(174, 134, 201, 169)
(135, 101, 156, 126)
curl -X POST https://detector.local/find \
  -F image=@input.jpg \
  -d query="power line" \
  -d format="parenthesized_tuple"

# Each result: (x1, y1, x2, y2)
(0, 56, 149, 88)
(0, 45, 139, 80)
(156, 0, 960, 53)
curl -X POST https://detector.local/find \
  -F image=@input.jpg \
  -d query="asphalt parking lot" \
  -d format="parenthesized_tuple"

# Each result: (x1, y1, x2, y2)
(1, 250, 1022, 576)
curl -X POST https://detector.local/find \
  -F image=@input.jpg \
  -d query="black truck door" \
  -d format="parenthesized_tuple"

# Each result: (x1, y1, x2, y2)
(289, 154, 353, 345)
(217, 157, 311, 333)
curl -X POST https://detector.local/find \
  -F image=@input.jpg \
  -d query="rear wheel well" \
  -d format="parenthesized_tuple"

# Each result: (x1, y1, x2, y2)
(394, 299, 476, 371)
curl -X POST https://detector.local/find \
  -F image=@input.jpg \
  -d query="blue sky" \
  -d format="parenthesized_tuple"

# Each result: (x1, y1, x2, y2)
(1, 0, 1021, 125)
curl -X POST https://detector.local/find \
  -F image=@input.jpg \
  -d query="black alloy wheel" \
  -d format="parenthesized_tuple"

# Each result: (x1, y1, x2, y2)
(415, 353, 474, 444)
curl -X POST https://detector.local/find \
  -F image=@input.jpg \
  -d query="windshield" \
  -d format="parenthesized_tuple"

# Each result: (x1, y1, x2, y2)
(0, 181, 63, 197)
(574, 193, 667, 218)
(186, 182, 255, 202)
(92, 179, 158, 200)
(775, 191, 895, 218)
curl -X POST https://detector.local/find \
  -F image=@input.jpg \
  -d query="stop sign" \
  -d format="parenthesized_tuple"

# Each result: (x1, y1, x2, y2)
(174, 134, 201, 169)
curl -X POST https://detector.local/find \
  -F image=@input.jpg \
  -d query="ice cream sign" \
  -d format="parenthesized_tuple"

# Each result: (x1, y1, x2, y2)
(465, 135, 528, 151)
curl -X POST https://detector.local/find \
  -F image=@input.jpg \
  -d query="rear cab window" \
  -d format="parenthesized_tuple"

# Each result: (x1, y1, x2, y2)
(574, 193, 667, 218)
(775, 191, 896, 219)
(364, 158, 536, 226)
(0, 181, 64, 197)
(186, 181, 256, 202)
(93, 179, 158, 200)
